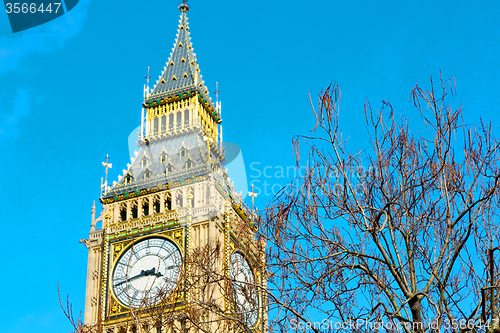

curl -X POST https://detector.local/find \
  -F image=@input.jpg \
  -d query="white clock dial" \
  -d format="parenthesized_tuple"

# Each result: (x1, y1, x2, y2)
(112, 237, 182, 308)
(230, 252, 259, 327)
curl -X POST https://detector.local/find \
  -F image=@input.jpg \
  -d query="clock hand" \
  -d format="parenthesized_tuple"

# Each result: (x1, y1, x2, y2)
(115, 267, 165, 287)
(114, 270, 147, 287)
(143, 267, 164, 278)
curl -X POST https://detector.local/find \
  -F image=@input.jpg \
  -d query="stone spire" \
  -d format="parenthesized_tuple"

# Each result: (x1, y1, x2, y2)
(147, 2, 204, 101)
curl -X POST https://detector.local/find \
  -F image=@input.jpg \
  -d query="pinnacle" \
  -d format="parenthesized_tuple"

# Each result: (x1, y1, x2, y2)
(147, 9, 207, 102)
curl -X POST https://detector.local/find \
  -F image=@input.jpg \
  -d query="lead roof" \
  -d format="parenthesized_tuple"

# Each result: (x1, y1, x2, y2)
(146, 10, 202, 102)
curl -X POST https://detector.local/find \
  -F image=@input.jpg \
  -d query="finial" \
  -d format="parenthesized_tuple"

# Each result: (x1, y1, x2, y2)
(144, 66, 151, 98)
(248, 184, 258, 211)
(178, 0, 190, 12)
(101, 154, 112, 195)
(91, 201, 96, 230)
(214, 82, 220, 105)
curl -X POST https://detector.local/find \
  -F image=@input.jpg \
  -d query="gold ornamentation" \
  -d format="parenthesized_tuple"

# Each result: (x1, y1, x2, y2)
(110, 298, 119, 314)
(101, 240, 109, 322)
(113, 244, 122, 260)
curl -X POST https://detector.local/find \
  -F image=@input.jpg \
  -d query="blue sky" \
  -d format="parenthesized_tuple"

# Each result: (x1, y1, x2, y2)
(1, 1, 499, 332)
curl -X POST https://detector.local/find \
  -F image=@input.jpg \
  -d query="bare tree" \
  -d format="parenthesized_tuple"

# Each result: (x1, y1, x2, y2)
(59, 282, 99, 333)
(261, 73, 500, 333)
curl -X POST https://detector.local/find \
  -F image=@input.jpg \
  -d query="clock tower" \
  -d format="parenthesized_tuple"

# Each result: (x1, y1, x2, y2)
(82, 3, 266, 333)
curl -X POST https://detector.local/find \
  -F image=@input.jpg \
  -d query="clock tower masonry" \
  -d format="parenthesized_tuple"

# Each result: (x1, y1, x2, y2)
(81, 3, 267, 333)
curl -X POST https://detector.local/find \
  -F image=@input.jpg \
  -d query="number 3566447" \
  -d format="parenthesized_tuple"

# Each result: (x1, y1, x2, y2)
(5, 3, 61, 14)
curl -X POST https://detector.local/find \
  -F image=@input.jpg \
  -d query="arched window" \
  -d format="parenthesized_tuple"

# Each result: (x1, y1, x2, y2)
(120, 207, 127, 221)
(125, 174, 133, 184)
(161, 115, 166, 134)
(176, 111, 182, 130)
(169, 113, 174, 131)
(166, 164, 174, 174)
(184, 109, 189, 127)
(153, 118, 159, 135)
(142, 200, 149, 216)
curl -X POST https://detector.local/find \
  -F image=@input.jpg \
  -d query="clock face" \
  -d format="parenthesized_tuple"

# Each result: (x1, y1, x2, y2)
(112, 237, 182, 308)
(230, 252, 259, 327)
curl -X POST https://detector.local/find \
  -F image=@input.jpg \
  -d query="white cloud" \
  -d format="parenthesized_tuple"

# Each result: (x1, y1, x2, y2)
(0, 0, 90, 74)
(0, 0, 90, 143)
